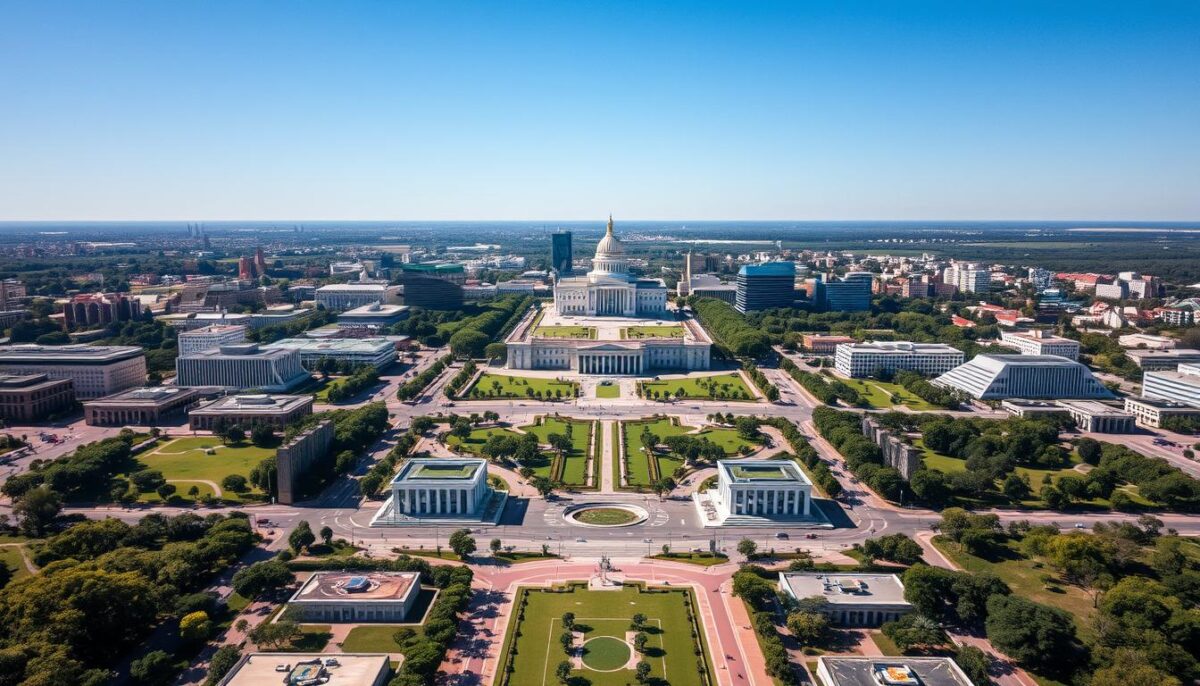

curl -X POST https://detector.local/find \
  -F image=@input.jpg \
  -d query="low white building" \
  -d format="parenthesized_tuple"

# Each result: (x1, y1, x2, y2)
(178, 324, 247, 355)
(1127, 348, 1200, 371)
(999, 329, 1080, 361)
(779, 573, 913, 626)
(217, 653, 390, 686)
(315, 283, 402, 311)
(834, 341, 964, 378)
(175, 343, 310, 392)
(262, 337, 397, 370)
(1056, 400, 1135, 433)
(711, 459, 811, 520)
(814, 657, 974, 686)
(0, 344, 146, 399)
(386, 458, 491, 517)
(288, 572, 422, 623)
(1142, 363, 1200, 407)
(1124, 396, 1200, 429)
(934, 354, 1113, 400)
(1118, 333, 1176, 350)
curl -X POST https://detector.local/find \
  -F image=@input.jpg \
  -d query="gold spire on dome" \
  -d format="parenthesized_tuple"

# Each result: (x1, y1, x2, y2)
(607, 214, 614, 235)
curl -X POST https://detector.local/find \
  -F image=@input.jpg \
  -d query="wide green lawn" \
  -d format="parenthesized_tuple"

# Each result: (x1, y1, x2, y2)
(534, 325, 596, 339)
(465, 373, 578, 401)
(497, 584, 715, 686)
(522, 417, 593, 485)
(623, 418, 757, 486)
(623, 325, 684, 339)
(639, 372, 755, 401)
(447, 426, 524, 458)
(596, 382, 621, 399)
(130, 437, 273, 503)
(932, 536, 1096, 637)
(836, 378, 937, 411)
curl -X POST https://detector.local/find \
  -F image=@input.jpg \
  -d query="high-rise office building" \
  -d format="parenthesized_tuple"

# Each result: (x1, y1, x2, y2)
(735, 262, 796, 313)
(551, 232, 573, 275)
(815, 273, 872, 312)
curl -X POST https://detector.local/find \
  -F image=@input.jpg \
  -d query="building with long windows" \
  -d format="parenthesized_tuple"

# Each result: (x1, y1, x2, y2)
(551, 231, 573, 275)
(84, 386, 199, 426)
(834, 341, 964, 378)
(315, 284, 402, 311)
(778, 573, 913, 627)
(999, 329, 1080, 360)
(178, 325, 248, 355)
(263, 337, 397, 371)
(933, 354, 1113, 400)
(188, 393, 314, 430)
(553, 217, 667, 316)
(0, 374, 75, 422)
(396, 264, 465, 310)
(175, 343, 309, 392)
(1141, 363, 1200, 407)
(0, 344, 146, 399)
(735, 262, 795, 313)
(1127, 348, 1200, 371)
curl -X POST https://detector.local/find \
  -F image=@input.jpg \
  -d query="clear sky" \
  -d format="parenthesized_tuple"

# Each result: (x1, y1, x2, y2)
(1, 1, 1198, 221)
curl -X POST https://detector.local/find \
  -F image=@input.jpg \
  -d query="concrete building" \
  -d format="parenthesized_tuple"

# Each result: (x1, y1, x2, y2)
(83, 386, 199, 426)
(1142, 362, 1200, 407)
(801, 334, 856, 355)
(159, 311, 253, 331)
(397, 263, 466, 310)
(277, 420, 334, 505)
(62, 292, 140, 329)
(933, 354, 1113, 400)
(217, 653, 390, 686)
(706, 459, 812, 524)
(735, 262, 796, 313)
(1123, 396, 1200, 429)
(834, 342, 964, 378)
(315, 283, 402, 311)
(1126, 348, 1200, 371)
(814, 657, 974, 686)
(385, 458, 491, 517)
(0, 374, 75, 422)
(1056, 400, 1135, 433)
(999, 329, 1081, 361)
(778, 573, 913, 627)
(263, 337, 397, 371)
(188, 393, 314, 430)
(177, 324, 248, 355)
(336, 303, 410, 330)
(0, 344, 146, 399)
(288, 571, 422, 623)
(175, 343, 310, 392)
(551, 231, 573, 275)
(686, 275, 738, 304)
(1118, 333, 1176, 350)
(861, 416, 922, 480)
(553, 217, 668, 316)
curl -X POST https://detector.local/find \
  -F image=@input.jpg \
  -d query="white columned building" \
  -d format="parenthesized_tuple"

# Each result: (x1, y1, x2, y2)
(712, 459, 812, 520)
(552, 216, 667, 317)
(387, 458, 490, 517)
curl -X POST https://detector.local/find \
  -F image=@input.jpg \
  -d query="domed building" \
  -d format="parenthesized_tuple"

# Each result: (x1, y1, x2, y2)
(553, 216, 667, 317)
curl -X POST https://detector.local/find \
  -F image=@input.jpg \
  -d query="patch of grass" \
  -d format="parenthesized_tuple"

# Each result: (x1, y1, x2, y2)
(123, 436, 273, 504)
(574, 507, 640, 525)
(494, 552, 560, 564)
(836, 378, 937, 411)
(931, 535, 1096, 637)
(596, 381, 621, 399)
(400, 548, 462, 561)
(341, 625, 423, 653)
(650, 552, 730, 567)
(498, 584, 715, 686)
(869, 630, 905, 656)
(623, 325, 684, 339)
(639, 372, 755, 402)
(464, 373, 578, 401)
(622, 417, 758, 486)
(0, 546, 32, 582)
(534, 325, 596, 339)
(276, 625, 332, 652)
(522, 417, 593, 485)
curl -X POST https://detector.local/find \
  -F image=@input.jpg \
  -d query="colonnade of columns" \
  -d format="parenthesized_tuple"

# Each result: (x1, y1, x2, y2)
(578, 354, 643, 375)
(397, 487, 474, 515)
(592, 288, 633, 315)
(733, 487, 808, 516)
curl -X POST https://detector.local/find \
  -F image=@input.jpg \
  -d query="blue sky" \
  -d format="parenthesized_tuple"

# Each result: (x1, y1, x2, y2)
(1, 1, 1197, 221)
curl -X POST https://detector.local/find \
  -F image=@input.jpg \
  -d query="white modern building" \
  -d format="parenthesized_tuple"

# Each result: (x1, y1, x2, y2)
(933, 354, 1113, 400)
(999, 329, 1080, 361)
(1124, 396, 1200, 429)
(287, 572, 422, 623)
(336, 303, 410, 330)
(778, 573, 913, 627)
(697, 459, 812, 526)
(1142, 363, 1200, 407)
(385, 458, 491, 517)
(0, 344, 146, 399)
(1118, 333, 1176, 350)
(944, 263, 990, 294)
(217, 653, 391, 686)
(1056, 400, 1135, 433)
(178, 324, 248, 355)
(1127, 348, 1200, 371)
(552, 216, 667, 317)
(175, 343, 310, 392)
(262, 337, 397, 370)
(315, 283, 402, 311)
(834, 342, 964, 378)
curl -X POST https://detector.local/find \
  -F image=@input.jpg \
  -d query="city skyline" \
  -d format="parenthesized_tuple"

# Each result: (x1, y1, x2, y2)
(1, 1, 1198, 221)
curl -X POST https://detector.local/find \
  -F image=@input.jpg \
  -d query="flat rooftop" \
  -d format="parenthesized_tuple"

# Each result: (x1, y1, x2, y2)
(181, 343, 297, 359)
(1128, 348, 1200, 364)
(218, 653, 389, 686)
(780, 573, 909, 605)
(519, 305, 712, 345)
(316, 283, 392, 292)
(838, 341, 961, 355)
(294, 571, 419, 603)
(393, 459, 484, 483)
(0, 344, 144, 363)
(817, 657, 973, 686)
(179, 324, 247, 335)
(341, 303, 410, 317)
(1056, 400, 1131, 417)
(721, 461, 808, 483)
(1125, 396, 1200, 410)
(86, 386, 199, 406)
(190, 394, 312, 414)
(263, 337, 395, 354)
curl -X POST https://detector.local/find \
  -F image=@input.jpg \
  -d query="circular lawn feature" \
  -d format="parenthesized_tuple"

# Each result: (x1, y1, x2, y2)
(575, 507, 640, 526)
(581, 636, 632, 671)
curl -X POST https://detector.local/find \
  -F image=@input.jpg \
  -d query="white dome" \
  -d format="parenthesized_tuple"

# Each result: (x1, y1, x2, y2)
(594, 215, 625, 258)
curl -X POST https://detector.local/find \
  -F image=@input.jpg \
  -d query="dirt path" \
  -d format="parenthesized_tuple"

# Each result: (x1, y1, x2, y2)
(0, 542, 37, 575)
(169, 479, 224, 497)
